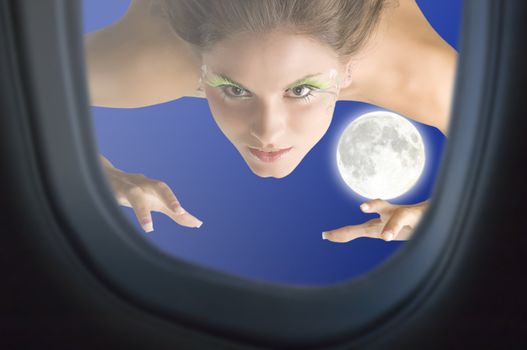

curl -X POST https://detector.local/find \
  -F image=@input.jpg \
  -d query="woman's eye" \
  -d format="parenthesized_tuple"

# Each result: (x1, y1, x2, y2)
(288, 85, 314, 98)
(222, 85, 250, 98)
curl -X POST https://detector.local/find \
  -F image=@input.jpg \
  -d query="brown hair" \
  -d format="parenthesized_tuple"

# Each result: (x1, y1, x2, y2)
(163, 0, 388, 59)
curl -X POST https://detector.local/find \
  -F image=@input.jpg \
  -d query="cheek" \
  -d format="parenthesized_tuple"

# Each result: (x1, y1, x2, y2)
(287, 96, 336, 146)
(205, 88, 252, 141)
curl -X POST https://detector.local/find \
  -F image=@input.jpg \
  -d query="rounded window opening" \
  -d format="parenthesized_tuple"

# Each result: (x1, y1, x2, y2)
(84, 0, 459, 286)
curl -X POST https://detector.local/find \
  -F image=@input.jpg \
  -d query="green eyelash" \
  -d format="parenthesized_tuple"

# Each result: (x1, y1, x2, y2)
(205, 75, 332, 103)
(289, 78, 331, 90)
(207, 76, 331, 90)
(206, 76, 243, 89)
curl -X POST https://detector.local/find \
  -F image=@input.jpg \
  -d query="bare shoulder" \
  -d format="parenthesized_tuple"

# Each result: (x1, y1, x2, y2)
(85, 0, 202, 108)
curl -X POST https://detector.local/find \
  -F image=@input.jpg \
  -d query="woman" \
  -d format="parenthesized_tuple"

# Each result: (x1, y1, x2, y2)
(86, 0, 456, 241)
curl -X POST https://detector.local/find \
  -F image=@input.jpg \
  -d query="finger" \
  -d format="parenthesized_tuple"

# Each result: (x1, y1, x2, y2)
(152, 181, 186, 215)
(160, 206, 203, 229)
(150, 181, 203, 228)
(126, 187, 154, 233)
(360, 198, 393, 214)
(381, 207, 420, 241)
(322, 218, 383, 243)
(397, 226, 414, 240)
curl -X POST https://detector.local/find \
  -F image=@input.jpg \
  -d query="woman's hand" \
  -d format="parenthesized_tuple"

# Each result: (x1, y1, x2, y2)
(322, 199, 429, 243)
(100, 156, 203, 233)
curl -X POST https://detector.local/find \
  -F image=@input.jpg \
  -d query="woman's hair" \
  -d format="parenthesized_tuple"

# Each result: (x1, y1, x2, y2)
(162, 0, 388, 59)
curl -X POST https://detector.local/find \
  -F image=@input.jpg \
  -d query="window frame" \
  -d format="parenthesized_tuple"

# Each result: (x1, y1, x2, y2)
(0, 0, 505, 347)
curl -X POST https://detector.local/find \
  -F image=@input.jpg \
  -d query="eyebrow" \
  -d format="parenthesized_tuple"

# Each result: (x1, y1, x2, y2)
(210, 72, 325, 91)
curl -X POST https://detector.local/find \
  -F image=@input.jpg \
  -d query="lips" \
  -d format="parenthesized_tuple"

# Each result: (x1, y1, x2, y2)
(248, 146, 292, 163)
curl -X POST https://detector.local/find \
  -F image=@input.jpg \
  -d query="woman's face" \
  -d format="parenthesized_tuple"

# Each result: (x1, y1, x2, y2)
(201, 31, 351, 178)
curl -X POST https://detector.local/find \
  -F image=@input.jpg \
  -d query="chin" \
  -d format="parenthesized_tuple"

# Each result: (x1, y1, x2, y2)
(253, 171, 291, 179)
(236, 147, 303, 179)
(246, 161, 298, 179)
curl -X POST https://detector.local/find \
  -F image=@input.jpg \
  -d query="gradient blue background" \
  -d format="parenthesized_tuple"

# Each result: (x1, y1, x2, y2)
(84, 0, 461, 286)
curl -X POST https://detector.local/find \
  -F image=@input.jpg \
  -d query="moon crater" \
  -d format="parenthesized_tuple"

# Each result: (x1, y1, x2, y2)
(336, 111, 425, 199)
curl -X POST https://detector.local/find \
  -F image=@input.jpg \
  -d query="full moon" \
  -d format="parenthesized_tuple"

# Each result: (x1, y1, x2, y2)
(336, 111, 425, 199)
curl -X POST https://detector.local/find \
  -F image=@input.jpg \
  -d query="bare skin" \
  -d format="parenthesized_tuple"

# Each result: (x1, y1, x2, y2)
(86, 0, 456, 239)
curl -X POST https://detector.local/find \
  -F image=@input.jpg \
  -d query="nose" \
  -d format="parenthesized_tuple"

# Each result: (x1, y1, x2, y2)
(249, 99, 287, 148)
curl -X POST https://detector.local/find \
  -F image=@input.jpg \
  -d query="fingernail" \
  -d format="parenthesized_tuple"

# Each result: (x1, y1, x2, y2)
(142, 222, 154, 233)
(322, 232, 329, 240)
(383, 230, 394, 241)
(195, 221, 203, 228)
(360, 203, 369, 211)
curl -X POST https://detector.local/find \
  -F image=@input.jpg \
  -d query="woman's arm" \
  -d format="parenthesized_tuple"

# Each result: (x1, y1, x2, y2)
(325, 1, 455, 243)
(85, 0, 202, 108)
(339, 0, 457, 136)
(86, 2, 205, 232)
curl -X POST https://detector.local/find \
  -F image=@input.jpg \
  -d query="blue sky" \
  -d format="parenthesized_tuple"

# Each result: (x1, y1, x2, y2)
(86, 0, 461, 286)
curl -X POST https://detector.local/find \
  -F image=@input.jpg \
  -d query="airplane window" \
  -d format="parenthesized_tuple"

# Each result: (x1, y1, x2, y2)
(83, 0, 460, 286)
(8, 1, 527, 347)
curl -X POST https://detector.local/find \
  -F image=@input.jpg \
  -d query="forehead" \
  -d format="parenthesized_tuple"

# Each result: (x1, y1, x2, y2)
(202, 31, 341, 91)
